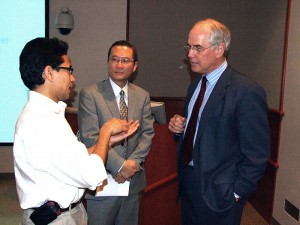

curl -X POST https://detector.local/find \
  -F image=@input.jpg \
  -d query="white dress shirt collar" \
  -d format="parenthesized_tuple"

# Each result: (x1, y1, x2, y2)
(28, 91, 67, 114)
(109, 78, 128, 99)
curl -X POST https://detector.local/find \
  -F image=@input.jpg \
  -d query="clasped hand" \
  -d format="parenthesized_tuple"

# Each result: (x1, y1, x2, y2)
(168, 114, 186, 134)
(115, 160, 139, 184)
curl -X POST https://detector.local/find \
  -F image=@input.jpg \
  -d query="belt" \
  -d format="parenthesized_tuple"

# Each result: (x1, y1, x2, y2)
(61, 200, 81, 212)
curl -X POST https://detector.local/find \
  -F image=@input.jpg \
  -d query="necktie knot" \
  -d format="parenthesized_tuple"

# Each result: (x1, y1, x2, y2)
(202, 76, 207, 84)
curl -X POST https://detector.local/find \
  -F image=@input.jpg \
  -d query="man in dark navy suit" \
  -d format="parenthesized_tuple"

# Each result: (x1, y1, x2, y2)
(168, 18, 270, 225)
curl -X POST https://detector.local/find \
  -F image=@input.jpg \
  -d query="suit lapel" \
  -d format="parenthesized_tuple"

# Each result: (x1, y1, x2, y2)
(99, 79, 120, 118)
(127, 84, 137, 119)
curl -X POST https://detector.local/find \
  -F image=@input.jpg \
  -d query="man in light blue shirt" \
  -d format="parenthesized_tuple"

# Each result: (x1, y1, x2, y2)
(169, 18, 270, 225)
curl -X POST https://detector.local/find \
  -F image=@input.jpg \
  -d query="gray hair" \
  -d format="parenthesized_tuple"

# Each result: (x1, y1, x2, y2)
(194, 18, 231, 55)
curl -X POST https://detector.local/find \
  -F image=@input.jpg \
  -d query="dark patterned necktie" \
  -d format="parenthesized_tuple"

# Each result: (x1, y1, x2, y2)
(181, 76, 207, 167)
(119, 90, 127, 120)
(119, 90, 128, 157)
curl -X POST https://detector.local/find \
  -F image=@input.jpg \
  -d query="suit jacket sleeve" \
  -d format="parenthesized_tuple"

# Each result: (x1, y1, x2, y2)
(78, 88, 101, 148)
(233, 83, 270, 198)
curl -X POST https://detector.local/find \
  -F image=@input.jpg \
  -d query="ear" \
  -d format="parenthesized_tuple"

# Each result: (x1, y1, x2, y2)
(43, 65, 54, 82)
(215, 43, 225, 58)
(133, 61, 138, 73)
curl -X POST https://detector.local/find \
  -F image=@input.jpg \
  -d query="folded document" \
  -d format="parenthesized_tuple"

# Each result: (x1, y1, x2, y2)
(95, 173, 130, 196)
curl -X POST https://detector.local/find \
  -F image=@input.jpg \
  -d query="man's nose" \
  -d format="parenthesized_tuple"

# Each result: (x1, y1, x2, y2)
(116, 60, 124, 67)
(188, 49, 197, 57)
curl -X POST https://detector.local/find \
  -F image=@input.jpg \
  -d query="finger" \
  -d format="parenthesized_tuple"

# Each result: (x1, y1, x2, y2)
(129, 120, 139, 128)
(168, 122, 177, 132)
(126, 121, 140, 136)
(128, 119, 134, 124)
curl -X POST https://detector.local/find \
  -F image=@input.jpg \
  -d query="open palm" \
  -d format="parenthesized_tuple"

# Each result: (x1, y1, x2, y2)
(109, 120, 139, 146)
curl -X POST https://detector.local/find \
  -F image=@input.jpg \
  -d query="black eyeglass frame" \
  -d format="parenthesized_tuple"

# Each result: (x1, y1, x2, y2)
(53, 66, 74, 75)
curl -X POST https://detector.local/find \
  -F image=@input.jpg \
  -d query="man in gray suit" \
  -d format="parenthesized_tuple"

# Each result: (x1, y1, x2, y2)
(78, 40, 154, 225)
(168, 19, 270, 225)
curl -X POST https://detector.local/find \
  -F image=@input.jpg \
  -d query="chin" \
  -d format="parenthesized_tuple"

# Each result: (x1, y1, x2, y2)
(191, 67, 204, 74)
(61, 94, 70, 102)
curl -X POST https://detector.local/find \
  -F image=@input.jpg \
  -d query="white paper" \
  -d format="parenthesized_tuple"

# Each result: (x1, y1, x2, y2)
(95, 173, 130, 196)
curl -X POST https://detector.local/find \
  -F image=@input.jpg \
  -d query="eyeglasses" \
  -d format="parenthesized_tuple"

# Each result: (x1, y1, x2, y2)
(184, 43, 217, 53)
(109, 57, 134, 64)
(54, 66, 74, 75)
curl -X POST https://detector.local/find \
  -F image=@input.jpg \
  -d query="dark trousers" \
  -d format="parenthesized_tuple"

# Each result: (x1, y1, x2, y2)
(181, 166, 245, 225)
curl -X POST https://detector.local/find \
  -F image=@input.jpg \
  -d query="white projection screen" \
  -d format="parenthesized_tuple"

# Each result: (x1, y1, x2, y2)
(0, 0, 49, 144)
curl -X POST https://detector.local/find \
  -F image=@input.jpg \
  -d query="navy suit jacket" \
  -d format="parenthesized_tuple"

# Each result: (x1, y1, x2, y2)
(177, 66, 270, 212)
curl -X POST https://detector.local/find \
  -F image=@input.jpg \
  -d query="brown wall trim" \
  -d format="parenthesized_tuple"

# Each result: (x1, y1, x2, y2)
(151, 99, 286, 117)
(269, 159, 280, 169)
(143, 173, 177, 193)
(280, 0, 292, 111)
(151, 97, 185, 101)
(269, 108, 285, 116)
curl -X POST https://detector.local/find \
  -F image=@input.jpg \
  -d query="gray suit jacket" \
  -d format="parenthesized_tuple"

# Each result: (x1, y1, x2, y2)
(78, 79, 154, 196)
(177, 66, 270, 212)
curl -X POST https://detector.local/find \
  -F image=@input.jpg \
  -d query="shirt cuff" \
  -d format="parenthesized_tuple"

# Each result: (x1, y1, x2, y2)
(234, 192, 240, 199)
(118, 161, 126, 172)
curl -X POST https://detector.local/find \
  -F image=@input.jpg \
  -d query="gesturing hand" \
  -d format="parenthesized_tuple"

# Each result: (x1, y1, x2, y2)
(102, 119, 139, 147)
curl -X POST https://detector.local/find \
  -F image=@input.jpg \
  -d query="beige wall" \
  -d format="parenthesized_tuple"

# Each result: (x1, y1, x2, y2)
(273, 1, 300, 224)
(129, 0, 287, 110)
(50, 0, 127, 107)
(0, 146, 14, 172)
